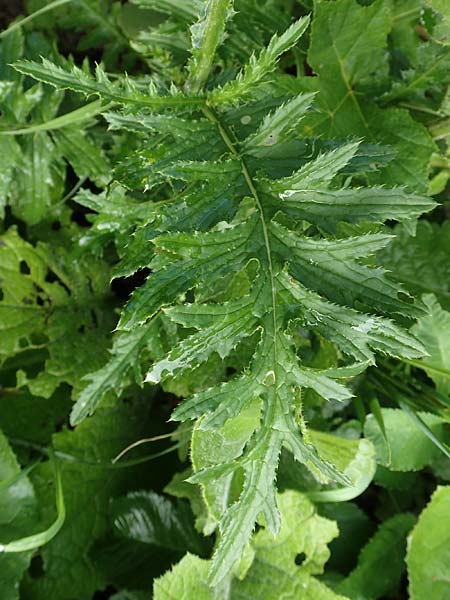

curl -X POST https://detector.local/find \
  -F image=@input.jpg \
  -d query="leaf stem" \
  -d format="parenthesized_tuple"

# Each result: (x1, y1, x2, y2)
(8, 436, 187, 469)
(0, 449, 65, 553)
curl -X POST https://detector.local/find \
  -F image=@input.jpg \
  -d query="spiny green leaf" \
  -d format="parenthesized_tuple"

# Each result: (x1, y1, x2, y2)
(45, 10, 433, 586)
(146, 295, 260, 384)
(269, 141, 361, 189)
(70, 323, 156, 426)
(306, 432, 376, 503)
(243, 93, 315, 153)
(13, 58, 203, 108)
(209, 15, 310, 103)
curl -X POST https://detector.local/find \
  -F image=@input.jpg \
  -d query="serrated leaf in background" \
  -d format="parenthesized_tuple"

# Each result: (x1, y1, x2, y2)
(379, 221, 450, 310)
(338, 513, 416, 600)
(303, 0, 436, 191)
(411, 294, 450, 394)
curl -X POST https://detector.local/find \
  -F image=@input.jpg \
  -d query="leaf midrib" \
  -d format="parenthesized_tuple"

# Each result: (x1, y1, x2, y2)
(202, 105, 279, 366)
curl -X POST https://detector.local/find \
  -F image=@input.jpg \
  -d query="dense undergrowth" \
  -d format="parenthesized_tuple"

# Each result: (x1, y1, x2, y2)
(0, 1, 450, 599)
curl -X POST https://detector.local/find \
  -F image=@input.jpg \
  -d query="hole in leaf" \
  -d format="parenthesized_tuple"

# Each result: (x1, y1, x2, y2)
(51, 220, 61, 231)
(20, 260, 30, 275)
(45, 270, 71, 295)
(30, 332, 46, 345)
(110, 268, 151, 300)
(0, 288, 3, 301)
(19, 337, 28, 348)
(295, 552, 306, 566)
(28, 554, 45, 579)
(45, 270, 58, 284)
(398, 291, 414, 304)
(92, 585, 118, 599)
(90, 309, 98, 328)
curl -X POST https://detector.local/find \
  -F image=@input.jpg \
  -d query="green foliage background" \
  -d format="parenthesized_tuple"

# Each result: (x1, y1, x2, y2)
(0, 0, 450, 598)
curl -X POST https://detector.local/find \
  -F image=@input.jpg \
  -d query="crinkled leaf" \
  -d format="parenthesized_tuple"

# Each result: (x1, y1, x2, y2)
(154, 490, 348, 599)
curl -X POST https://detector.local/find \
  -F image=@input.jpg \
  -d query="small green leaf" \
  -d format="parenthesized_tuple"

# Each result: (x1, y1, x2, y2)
(186, 0, 234, 93)
(364, 408, 447, 471)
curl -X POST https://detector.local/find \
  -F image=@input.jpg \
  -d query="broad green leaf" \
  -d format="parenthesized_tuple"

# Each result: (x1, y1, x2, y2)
(13, 132, 65, 225)
(111, 491, 208, 556)
(1, 450, 65, 554)
(425, 0, 450, 38)
(0, 228, 112, 399)
(364, 408, 447, 471)
(154, 491, 349, 599)
(0, 137, 21, 218)
(319, 502, 374, 573)
(153, 554, 216, 599)
(407, 486, 450, 600)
